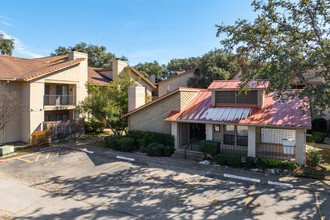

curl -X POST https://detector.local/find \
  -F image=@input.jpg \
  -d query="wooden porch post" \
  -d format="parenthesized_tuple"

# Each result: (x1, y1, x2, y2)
(248, 126, 256, 157)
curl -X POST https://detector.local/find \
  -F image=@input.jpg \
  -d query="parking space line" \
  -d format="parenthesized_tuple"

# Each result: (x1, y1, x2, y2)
(16, 157, 34, 163)
(242, 184, 255, 214)
(184, 176, 204, 186)
(170, 180, 186, 193)
(34, 153, 42, 162)
(91, 163, 127, 179)
(45, 152, 50, 159)
(315, 192, 325, 220)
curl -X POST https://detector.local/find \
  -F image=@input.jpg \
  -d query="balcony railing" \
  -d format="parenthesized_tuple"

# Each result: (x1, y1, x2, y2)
(44, 95, 76, 106)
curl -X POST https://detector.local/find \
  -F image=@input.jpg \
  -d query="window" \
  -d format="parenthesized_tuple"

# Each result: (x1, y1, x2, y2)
(44, 115, 50, 122)
(261, 128, 295, 144)
(215, 91, 258, 105)
(166, 85, 171, 93)
(237, 126, 248, 146)
(56, 114, 69, 121)
(224, 125, 235, 145)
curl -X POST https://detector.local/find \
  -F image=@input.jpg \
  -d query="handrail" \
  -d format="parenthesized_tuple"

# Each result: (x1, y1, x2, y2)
(184, 138, 194, 159)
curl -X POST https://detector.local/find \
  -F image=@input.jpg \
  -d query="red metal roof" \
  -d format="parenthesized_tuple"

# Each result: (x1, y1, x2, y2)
(166, 90, 311, 128)
(208, 80, 269, 90)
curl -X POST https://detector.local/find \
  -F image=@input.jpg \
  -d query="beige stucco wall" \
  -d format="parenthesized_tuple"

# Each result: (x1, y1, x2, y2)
(158, 72, 194, 97)
(130, 70, 153, 99)
(1, 53, 88, 144)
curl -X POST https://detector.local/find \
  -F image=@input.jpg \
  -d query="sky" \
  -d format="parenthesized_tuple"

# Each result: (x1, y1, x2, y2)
(0, 0, 256, 66)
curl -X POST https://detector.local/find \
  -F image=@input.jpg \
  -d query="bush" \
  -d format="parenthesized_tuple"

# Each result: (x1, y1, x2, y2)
(137, 138, 147, 152)
(280, 161, 298, 170)
(226, 155, 242, 167)
(215, 154, 226, 165)
(312, 132, 327, 143)
(199, 140, 220, 158)
(164, 145, 175, 157)
(256, 156, 270, 168)
(147, 143, 164, 156)
(307, 149, 323, 166)
(117, 137, 135, 152)
(270, 159, 282, 167)
(246, 157, 255, 168)
(31, 129, 53, 146)
(312, 118, 328, 133)
(85, 118, 104, 133)
(104, 135, 123, 150)
(127, 130, 174, 147)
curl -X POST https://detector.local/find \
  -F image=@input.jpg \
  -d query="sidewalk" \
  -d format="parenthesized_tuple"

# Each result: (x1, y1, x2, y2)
(46, 139, 330, 194)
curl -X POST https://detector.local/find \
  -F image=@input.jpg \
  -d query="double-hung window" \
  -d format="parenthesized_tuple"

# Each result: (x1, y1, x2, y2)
(223, 125, 248, 146)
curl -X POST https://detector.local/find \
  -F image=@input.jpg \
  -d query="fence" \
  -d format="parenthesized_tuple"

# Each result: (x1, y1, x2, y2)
(44, 95, 76, 106)
(256, 143, 295, 161)
(43, 119, 85, 141)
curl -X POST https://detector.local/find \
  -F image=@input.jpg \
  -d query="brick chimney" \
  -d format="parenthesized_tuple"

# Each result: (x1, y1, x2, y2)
(68, 50, 88, 60)
(128, 86, 145, 112)
(112, 58, 128, 79)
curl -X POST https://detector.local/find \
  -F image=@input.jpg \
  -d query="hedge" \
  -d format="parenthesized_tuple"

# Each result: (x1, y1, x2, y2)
(215, 154, 241, 167)
(256, 156, 298, 170)
(245, 156, 255, 168)
(199, 140, 220, 158)
(147, 143, 164, 157)
(104, 136, 134, 152)
(127, 130, 174, 146)
(85, 118, 104, 133)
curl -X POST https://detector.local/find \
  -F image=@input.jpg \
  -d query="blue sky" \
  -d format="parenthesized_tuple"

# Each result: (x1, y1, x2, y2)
(0, 0, 255, 66)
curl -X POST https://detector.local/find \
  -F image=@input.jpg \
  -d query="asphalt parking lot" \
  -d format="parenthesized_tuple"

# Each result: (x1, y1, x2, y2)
(0, 146, 329, 219)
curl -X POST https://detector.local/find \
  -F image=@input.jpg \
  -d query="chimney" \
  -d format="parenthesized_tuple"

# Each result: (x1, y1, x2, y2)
(128, 86, 145, 112)
(112, 58, 128, 79)
(68, 50, 88, 61)
(149, 74, 156, 84)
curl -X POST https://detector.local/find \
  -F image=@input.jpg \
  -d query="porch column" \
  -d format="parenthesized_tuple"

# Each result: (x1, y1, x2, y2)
(171, 122, 179, 149)
(206, 124, 213, 140)
(248, 126, 256, 157)
(295, 128, 306, 165)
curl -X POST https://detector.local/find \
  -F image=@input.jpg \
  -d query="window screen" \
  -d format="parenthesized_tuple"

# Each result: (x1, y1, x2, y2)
(236, 91, 258, 105)
(216, 91, 235, 104)
(224, 125, 235, 145)
(237, 126, 248, 146)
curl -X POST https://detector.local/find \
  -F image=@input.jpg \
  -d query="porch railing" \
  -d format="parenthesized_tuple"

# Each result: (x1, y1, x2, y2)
(44, 95, 76, 106)
(256, 143, 296, 161)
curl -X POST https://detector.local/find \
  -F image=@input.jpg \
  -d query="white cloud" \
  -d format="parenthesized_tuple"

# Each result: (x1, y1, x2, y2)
(0, 15, 15, 22)
(0, 30, 43, 58)
(0, 21, 14, 27)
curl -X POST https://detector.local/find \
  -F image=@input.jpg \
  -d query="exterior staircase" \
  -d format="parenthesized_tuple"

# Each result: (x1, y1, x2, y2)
(172, 149, 204, 161)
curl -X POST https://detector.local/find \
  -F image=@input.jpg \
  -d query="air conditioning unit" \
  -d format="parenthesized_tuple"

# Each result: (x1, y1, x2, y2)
(0, 145, 14, 156)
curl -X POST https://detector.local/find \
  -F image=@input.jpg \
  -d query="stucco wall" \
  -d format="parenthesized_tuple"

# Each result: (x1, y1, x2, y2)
(130, 70, 153, 99)
(158, 72, 194, 96)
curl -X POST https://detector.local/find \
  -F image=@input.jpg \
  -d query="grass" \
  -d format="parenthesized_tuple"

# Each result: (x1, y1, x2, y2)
(89, 140, 107, 148)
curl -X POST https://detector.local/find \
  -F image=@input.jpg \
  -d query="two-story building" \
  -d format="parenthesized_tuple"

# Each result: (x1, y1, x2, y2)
(124, 80, 311, 165)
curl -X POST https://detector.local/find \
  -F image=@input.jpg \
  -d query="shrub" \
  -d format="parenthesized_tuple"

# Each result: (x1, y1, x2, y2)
(127, 130, 145, 142)
(245, 157, 255, 168)
(312, 118, 328, 133)
(215, 154, 226, 165)
(85, 118, 104, 133)
(281, 161, 298, 170)
(307, 149, 323, 166)
(137, 138, 147, 152)
(199, 140, 220, 158)
(270, 160, 282, 168)
(306, 135, 315, 143)
(31, 129, 53, 146)
(256, 156, 270, 168)
(104, 135, 123, 150)
(311, 132, 327, 143)
(226, 155, 242, 167)
(147, 143, 164, 156)
(117, 137, 135, 152)
(127, 130, 174, 147)
(164, 145, 175, 157)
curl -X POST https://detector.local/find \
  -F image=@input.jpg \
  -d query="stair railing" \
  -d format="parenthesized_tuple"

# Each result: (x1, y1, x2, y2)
(184, 138, 195, 159)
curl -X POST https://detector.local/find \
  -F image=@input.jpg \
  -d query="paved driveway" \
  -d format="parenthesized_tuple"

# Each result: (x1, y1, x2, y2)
(0, 147, 329, 219)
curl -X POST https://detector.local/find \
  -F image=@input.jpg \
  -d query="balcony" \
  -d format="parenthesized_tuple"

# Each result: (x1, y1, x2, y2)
(44, 95, 76, 107)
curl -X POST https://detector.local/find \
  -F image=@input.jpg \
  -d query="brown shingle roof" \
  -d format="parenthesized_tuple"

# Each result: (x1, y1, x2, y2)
(0, 55, 85, 81)
(88, 67, 112, 86)
(155, 69, 195, 85)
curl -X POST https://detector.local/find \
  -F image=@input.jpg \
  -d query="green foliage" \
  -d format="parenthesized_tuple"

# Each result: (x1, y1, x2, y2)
(245, 156, 255, 168)
(127, 130, 174, 147)
(134, 61, 165, 82)
(51, 42, 116, 68)
(307, 149, 324, 166)
(215, 154, 226, 165)
(216, 0, 330, 118)
(85, 118, 104, 133)
(76, 69, 135, 135)
(270, 160, 282, 168)
(137, 138, 147, 152)
(307, 132, 327, 143)
(147, 143, 164, 157)
(187, 49, 239, 88)
(117, 137, 135, 152)
(312, 118, 328, 133)
(280, 161, 298, 170)
(104, 136, 123, 150)
(199, 140, 220, 158)
(166, 57, 200, 76)
(256, 156, 270, 168)
(164, 145, 175, 157)
(256, 156, 298, 170)
(0, 33, 14, 56)
(226, 155, 242, 167)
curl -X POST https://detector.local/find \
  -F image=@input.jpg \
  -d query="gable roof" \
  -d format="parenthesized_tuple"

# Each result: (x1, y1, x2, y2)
(155, 69, 196, 85)
(88, 67, 112, 86)
(127, 67, 157, 89)
(123, 87, 201, 117)
(208, 80, 269, 90)
(0, 54, 85, 81)
(166, 89, 311, 128)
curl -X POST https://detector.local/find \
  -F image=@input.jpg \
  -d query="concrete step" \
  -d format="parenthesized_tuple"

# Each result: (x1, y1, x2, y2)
(172, 149, 204, 161)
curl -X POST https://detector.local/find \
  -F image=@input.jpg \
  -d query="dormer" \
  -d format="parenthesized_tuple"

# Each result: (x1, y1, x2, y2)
(208, 80, 270, 108)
